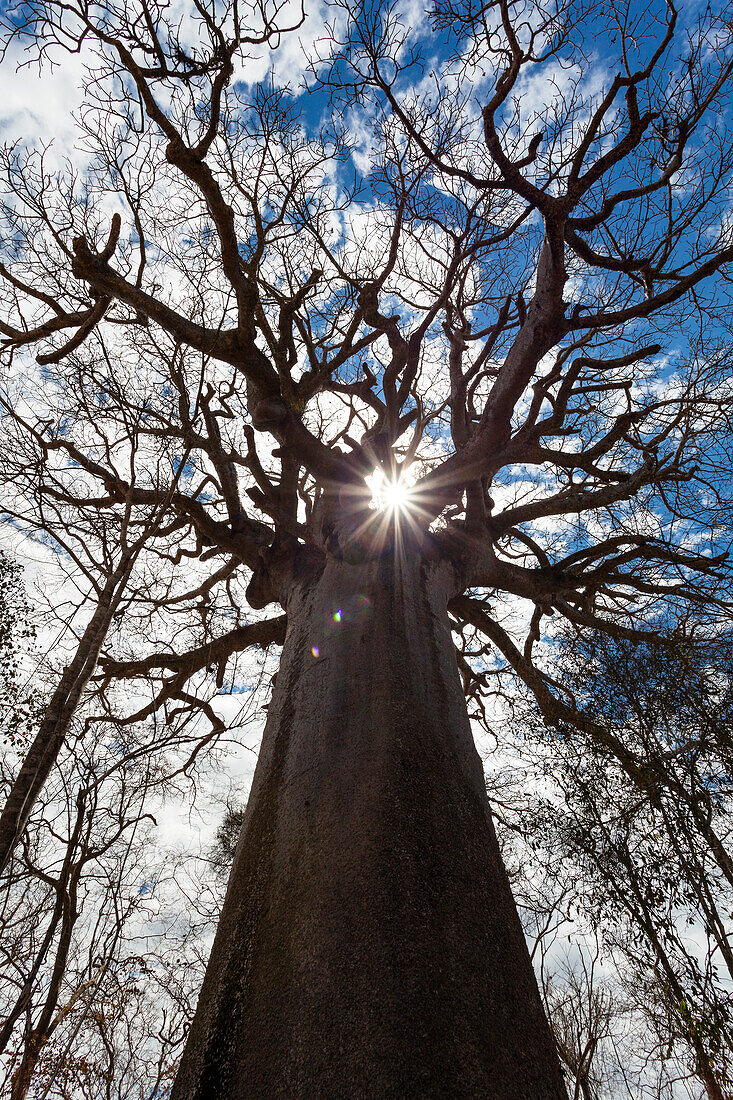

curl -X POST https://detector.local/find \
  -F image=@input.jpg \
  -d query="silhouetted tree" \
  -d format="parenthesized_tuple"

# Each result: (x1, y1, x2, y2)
(2, 0, 733, 1094)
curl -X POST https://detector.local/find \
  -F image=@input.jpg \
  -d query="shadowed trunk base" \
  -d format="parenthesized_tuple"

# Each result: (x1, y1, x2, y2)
(173, 553, 568, 1099)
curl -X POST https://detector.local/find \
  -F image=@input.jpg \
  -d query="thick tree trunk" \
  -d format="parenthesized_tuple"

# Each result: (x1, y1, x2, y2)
(173, 553, 568, 1099)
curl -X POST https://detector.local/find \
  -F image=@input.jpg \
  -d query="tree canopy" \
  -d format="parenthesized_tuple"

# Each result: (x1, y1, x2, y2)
(0, 0, 732, 664)
(2, 0, 733, 1094)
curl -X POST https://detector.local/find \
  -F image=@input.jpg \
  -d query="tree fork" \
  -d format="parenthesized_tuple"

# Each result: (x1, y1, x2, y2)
(173, 551, 567, 1099)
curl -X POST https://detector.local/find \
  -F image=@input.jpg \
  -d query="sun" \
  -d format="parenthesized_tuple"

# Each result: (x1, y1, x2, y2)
(381, 476, 411, 513)
(366, 468, 413, 514)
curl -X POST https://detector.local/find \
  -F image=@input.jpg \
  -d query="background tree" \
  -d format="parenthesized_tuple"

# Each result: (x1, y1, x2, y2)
(0, 705, 220, 1100)
(0, 551, 36, 751)
(1, 0, 733, 1094)
(494, 629, 733, 1099)
(0, 559, 245, 1100)
(0, 506, 164, 874)
(540, 949, 617, 1100)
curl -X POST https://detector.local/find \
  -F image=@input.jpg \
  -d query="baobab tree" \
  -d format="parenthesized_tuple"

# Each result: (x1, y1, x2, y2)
(2, 0, 733, 1094)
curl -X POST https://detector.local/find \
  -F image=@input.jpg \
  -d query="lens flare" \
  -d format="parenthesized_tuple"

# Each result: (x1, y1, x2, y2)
(367, 468, 413, 515)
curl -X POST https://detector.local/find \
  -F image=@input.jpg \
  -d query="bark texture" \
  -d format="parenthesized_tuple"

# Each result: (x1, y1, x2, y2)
(173, 552, 568, 1099)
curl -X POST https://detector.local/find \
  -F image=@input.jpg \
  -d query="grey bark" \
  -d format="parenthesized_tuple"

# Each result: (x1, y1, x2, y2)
(173, 551, 567, 1099)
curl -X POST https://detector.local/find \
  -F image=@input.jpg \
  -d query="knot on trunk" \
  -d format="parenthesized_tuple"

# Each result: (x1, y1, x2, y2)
(252, 398, 289, 432)
(246, 554, 278, 609)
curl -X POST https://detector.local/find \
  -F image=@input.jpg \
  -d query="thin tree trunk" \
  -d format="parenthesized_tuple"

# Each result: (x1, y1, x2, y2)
(699, 1060, 726, 1100)
(0, 554, 134, 874)
(174, 553, 568, 1099)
